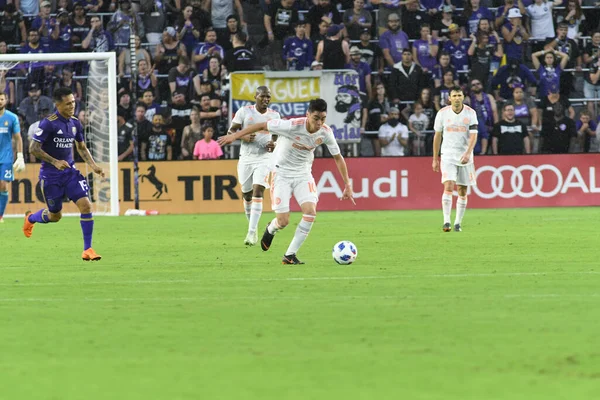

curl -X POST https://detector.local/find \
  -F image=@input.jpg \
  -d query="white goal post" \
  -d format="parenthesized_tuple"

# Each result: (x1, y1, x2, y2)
(0, 52, 119, 217)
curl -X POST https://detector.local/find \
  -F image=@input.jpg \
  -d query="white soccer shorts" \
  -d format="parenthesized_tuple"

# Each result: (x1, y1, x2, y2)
(237, 159, 271, 193)
(270, 172, 319, 213)
(441, 161, 477, 186)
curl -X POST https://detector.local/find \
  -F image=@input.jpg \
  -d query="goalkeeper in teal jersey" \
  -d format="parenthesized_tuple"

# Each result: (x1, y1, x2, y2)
(0, 92, 24, 223)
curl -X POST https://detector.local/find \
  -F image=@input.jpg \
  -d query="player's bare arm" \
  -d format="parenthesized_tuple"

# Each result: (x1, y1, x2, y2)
(218, 122, 267, 146)
(460, 124, 478, 164)
(228, 121, 254, 143)
(332, 153, 356, 205)
(75, 141, 105, 177)
(29, 140, 69, 170)
(432, 130, 442, 172)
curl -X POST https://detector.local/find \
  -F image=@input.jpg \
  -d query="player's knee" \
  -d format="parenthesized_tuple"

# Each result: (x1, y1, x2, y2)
(49, 212, 62, 222)
(276, 214, 289, 228)
(457, 187, 468, 197)
(242, 192, 252, 202)
(252, 185, 264, 198)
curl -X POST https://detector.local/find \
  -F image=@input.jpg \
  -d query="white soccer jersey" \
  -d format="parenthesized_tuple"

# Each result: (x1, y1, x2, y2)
(231, 105, 281, 159)
(433, 105, 479, 166)
(267, 118, 341, 177)
(527, 2, 555, 40)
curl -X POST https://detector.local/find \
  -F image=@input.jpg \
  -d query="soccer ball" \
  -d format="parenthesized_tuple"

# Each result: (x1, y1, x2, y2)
(332, 241, 358, 265)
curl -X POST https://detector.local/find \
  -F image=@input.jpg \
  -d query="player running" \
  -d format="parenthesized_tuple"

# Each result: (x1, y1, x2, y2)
(432, 86, 478, 232)
(23, 87, 105, 261)
(0, 92, 24, 223)
(228, 86, 280, 246)
(219, 98, 354, 264)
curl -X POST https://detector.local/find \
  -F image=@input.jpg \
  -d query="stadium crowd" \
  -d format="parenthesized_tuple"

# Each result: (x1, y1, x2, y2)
(0, 0, 599, 160)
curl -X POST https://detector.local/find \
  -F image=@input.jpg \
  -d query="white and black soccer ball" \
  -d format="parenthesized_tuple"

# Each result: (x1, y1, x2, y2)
(332, 241, 358, 265)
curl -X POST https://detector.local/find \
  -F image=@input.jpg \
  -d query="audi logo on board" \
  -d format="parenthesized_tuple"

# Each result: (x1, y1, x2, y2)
(473, 165, 600, 200)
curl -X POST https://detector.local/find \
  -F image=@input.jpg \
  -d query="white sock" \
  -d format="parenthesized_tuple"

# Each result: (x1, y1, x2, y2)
(455, 196, 467, 225)
(243, 199, 252, 220)
(248, 197, 263, 233)
(268, 217, 282, 234)
(442, 191, 453, 224)
(285, 214, 315, 256)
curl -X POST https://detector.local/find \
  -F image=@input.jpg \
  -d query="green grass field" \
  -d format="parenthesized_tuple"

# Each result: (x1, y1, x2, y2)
(1, 208, 599, 400)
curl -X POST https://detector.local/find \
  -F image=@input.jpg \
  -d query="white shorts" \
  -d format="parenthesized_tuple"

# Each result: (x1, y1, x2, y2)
(270, 172, 318, 213)
(441, 161, 477, 186)
(237, 159, 271, 193)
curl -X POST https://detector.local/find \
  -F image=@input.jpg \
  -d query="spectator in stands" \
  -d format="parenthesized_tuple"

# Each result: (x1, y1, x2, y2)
(51, 9, 73, 53)
(556, 0, 585, 40)
(315, 24, 349, 70)
(465, 78, 498, 146)
(442, 24, 469, 81)
(468, 29, 503, 88)
(379, 13, 408, 68)
(576, 109, 597, 152)
(176, 5, 204, 55)
(531, 48, 569, 98)
(108, 0, 144, 50)
(70, 3, 90, 48)
(141, 113, 173, 161)
(310, 60, 323, 70)
(583, 35, 600, 115)
(210, 0, 245, 40)
(491, 58, 538, 101)
(402, 0, 430, 41)
(117, 108, 134, 161)
(419, 0, 444, 16)
(21, 29, 46, 57)
(540, 101, 576, 154)
(412, 24, 438, 81)
(218, 14, 242, 52)
(81, 15, 115, 52)
(0, 4, 27, 46)
(118, 91, 133, 121)
(408, 102, 430, 155)
(356, 28, 383, 75)
(543, 22, 580, 98)
(180, 106, 203, 159)
(434, 70, 455, 111)
(283, 22, 313, 71)
(140, 88, 161, 120)
(494, 0, 526, 30)
(363, 81, 391, 157)
(310, 17, 330, 53)
(19, 83, 54, 126)
(508, 84, 538, 144)
(37, 64, 59, 98)
(198, 93, 222, 135)
(223, 31, 257, 72)
(264, 0, 298, 71)
(346, 46, 372, 99)
(197, 77, 222, 108)
(432, 5, 460, 41)
(203, 56, 226, 95)
(0, 69, 15, 111)
(31, 1, 53, 50)
(141, 0, 168, 51)
(501, 8, 529, 62)
(306, 0, 341, 39)
(370, 0, 409, 37)
(462, 0, 493, 36)
(193, 124, 223, 159)
(131, 60, 158, 101)
(432, 51, 457, 88)
(193, 28, 224, 74)
(390, 49, 426, 104)
(20, 0, 40, 16)
(55, 67, 83, 102)
(118, 35, 152, 78)
(538, 84, 576, 140)
(526, 0, 561, 48)
(491, 103, 531, 155)
(342, 0, 372, 41)
(81, 0, 103, 13)
(378, 107, 409, 156)
(169, 55, 197, 104)
(132, 102, 151, 155)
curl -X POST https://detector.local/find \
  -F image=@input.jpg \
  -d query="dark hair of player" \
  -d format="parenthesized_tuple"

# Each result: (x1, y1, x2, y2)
(53, 87, 74, 103)
(308, 98, 327, 113)
(449, 86, 463, 95)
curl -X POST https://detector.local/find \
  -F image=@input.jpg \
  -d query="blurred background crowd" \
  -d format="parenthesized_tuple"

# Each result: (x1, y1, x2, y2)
(1, 0, 599, 161)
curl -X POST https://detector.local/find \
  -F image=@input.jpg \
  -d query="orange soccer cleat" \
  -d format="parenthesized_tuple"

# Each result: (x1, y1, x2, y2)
(23, 211, 34, 238)
(82, 248, 102, 261)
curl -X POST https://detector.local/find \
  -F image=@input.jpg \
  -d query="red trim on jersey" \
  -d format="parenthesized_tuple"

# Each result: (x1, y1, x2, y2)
(292, 118, 306, 126)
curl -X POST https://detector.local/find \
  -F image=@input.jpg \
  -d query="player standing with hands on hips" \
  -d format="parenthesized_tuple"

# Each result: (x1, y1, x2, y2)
(23, 88, 105, 261)
(0, 93, 25, 223)
(219, 98, 355, 265)
(432, 86, 478, 232)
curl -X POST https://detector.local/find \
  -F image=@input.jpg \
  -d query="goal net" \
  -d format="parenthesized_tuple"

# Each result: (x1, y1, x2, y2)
(1, 52, 119, 217)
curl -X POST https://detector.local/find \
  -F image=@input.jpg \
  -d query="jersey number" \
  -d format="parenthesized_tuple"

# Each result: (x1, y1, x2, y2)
(308, 182, 317, 193)
(79, 180, 89, 192)
(4, 169, 12, 179)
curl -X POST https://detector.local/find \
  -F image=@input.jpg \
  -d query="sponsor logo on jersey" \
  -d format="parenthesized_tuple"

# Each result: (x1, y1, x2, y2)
(57, 129, 63, 135)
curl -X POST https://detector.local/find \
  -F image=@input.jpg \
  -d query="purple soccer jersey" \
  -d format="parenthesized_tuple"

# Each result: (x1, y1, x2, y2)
(31, 112, 89, 212)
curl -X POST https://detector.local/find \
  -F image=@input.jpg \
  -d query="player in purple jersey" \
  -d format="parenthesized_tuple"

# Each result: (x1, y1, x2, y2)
(23, 87, 105, 261)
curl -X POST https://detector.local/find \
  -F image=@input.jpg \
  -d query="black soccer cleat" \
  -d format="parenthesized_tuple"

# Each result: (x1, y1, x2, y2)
(282, 254, 304, 265)
(261, 223, 275, 251)
(442, 223, 452, 232)
(454, 223, 462, 232)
